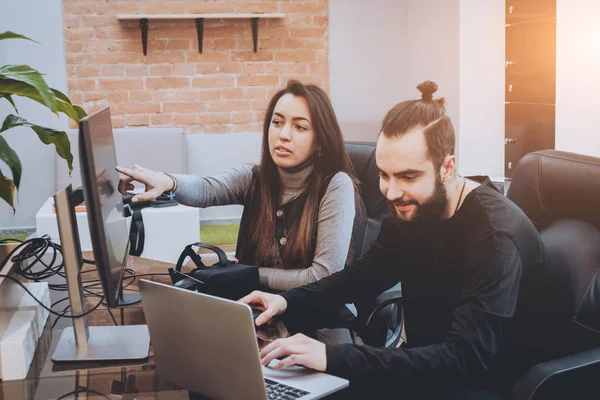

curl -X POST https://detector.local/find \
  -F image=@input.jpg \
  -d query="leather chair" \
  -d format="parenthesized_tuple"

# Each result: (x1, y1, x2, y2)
(344, 141, 403, 347)
(505, 150, 600, 399)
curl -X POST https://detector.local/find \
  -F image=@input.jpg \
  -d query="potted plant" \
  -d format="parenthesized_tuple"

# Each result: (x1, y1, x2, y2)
(0, 31, 86, 262)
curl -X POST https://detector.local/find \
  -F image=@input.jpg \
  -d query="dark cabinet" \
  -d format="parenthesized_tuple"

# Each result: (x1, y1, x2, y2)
(505, 0, 556, 178)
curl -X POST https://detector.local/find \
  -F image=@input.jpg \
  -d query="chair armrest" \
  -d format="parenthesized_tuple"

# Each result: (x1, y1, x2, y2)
(365, 288, 402, 327)
(510, 347, 600, 400)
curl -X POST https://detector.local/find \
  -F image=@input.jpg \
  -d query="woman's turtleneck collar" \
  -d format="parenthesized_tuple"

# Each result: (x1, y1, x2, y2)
(277, 152, 316, 202)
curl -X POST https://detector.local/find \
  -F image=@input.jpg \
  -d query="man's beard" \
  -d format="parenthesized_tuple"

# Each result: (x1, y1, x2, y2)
(389, 177, 448, 229)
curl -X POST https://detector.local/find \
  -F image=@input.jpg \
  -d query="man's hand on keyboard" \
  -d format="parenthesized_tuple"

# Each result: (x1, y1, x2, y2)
(259, 333, 326, 372)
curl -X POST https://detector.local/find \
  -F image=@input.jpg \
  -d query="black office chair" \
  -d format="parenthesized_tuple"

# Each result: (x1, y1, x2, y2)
(345, 141, 403, 347)
(505, 150, 600, 399)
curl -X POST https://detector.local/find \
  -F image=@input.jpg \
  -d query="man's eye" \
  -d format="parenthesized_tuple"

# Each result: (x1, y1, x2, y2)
(405, 176, 417, 181)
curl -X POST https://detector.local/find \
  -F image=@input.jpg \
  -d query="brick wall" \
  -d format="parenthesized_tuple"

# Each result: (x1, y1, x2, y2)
(62, 0, 329, 133)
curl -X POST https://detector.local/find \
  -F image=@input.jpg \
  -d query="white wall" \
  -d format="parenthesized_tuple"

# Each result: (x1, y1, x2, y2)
(458, 0, 505, 178)
(556, 0, 600, 157)
(0, 0, 68, 229)
(329, 0, 408, 142)
(406, 0, 460, 129)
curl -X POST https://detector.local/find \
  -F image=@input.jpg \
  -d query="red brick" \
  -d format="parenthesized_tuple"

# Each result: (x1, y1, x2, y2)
(291, 28, 327, 38)
(146, 77, 190, 89)
(122, 103, 161, 114)
(204, 27, 246, 39)
(68, 79, 97, 91)
(280, 2, 326, 14)
(107, 92, 129, 104)
(112, 2, 140, 14)
(101, 66, 124, 77)
(173, 64, 196, 76)
(125, 65, 149, 77)
(260, 27, 291, 38)
(251, 99, 269, 111)
(64, 16, 81, 29)
(112, 116, 125, 128)
(195, 64, 221, 75)
(130, 91, 153, 102)
(83, 92, 105, 102)
(274, 50, 316, 62)
(232, 111, 256, 124)
(207, 100, 250, 112)
(174, 114, 198, 125)
(110, 28, 138, 41)
(192, 76, 235, 88)
(99, 78, 143, 91)
(198, 89, 222, 101)
(243, 87, 267, 99)
(167, 39, 192, 51)
(220, 64, 243, 74)
(151, 113, 176, 126)
(285, 15, 314, 26)
(66, 53, 94, 65)
(242, 63, 265, 74)
(232, 122, 262, 133)
(65, 28, 94, 41)
(186, 52, 229, 63)
(237, 75, 278, 87)
(202, 124, 231, 134)
(222, 88, 244, 99)
(75, 66, 99, 78)
(213, 38, 237, 51)
(149, 65, 173, 76)
(145, 3, 188, 14)
(314, 16, 329, 25)
(163, 102, 204, 113)
(153, 89, 198, 102)
(80, 15, 107, 28)
(309, 62, 328, 75)
(95, 53, 144, 64)
(198, 113, 232, 125)
(189, 3, 234, 13)
(283, 39, 305, 49)
(233, 2, 278, 13)
(120, 40, 148, 53)
(66, 40, 83, 53)
(127, 115, 150, 126)
(261, 39, 283, 50)
(87, 40, 119, 53)
(265, 63, 309, 74)
(144, 52, 186, 64)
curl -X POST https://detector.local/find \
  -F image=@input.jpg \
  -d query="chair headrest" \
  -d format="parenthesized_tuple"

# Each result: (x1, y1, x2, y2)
(506, 150, 600, 231)
(345, 141, 389, 221)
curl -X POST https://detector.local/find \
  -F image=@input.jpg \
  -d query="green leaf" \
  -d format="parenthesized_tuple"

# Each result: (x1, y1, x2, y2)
(0, 65, 56, 112)
(0, 94, 18, 112)
(0, 169, 16, 213)
(0, 135, 22, 190)
(0, 79, 85, 123)
(0, 31, 38, 43)
(0, 114, 73, 173)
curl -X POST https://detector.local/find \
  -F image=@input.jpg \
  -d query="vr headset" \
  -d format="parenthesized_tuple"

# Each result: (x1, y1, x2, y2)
(168, 243, 259, 301)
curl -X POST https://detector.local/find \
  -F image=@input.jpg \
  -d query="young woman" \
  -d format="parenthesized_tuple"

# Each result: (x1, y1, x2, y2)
(117, 80, 366, 341)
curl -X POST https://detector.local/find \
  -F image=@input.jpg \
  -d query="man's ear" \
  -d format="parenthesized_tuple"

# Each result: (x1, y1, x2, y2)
(441, 155, 457, 183)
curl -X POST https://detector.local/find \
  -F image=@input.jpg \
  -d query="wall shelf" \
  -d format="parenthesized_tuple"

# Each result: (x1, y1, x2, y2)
(117, 13, 286, 55)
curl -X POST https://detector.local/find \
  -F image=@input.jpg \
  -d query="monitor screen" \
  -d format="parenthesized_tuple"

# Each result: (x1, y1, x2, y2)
(79, 107, 129, 307)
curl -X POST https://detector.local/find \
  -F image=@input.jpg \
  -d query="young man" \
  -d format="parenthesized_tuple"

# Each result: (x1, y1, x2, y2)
(241, 81, 544, 399)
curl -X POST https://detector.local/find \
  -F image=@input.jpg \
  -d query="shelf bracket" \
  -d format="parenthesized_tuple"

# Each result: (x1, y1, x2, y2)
(140, 18, 149, 56)
(251, 17, 259, 52)
(196, 18, 204, 54)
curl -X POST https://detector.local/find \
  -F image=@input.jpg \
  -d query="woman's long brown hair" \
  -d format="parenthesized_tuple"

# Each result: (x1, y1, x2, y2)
(248, 80, 358, 269)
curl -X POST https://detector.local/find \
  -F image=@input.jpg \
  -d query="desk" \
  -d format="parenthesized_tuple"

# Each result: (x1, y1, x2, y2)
(0, 254, 293, 400)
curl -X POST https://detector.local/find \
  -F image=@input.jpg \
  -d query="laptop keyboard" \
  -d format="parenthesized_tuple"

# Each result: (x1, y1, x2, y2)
(265, 378, 311, 399)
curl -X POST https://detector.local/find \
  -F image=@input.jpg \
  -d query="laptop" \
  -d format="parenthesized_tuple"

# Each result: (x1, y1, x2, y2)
(138, 279, 349, 400)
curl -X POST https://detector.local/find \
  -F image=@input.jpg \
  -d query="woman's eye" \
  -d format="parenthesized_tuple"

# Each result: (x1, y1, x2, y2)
(272, 120, 283, 126)
(296, 125, 307, 131)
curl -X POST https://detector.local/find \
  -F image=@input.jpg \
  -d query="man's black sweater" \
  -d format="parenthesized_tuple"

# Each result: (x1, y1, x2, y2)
(281, 178, 544, 395)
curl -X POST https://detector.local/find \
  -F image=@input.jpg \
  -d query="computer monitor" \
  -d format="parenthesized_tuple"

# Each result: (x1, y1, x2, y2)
(78, 107, 129, 308)
(51, 107, 149, 363)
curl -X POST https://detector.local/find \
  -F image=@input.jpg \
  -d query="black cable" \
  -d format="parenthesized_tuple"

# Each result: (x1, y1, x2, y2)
(107, 308, 119, 326)
(0, 274, 105, 319)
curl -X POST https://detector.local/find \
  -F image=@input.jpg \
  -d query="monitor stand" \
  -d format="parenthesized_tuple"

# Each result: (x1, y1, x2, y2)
(51, 185, 150, 363)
